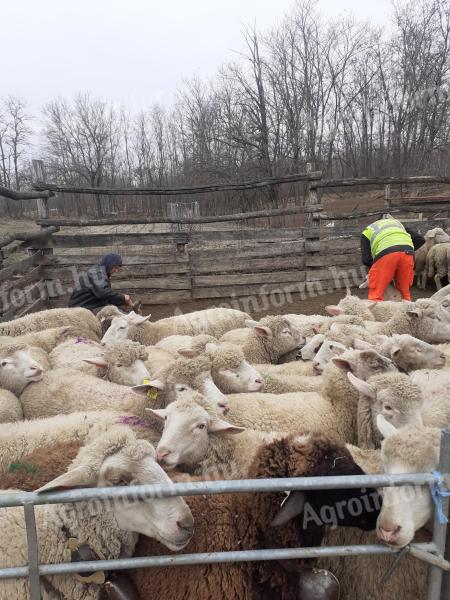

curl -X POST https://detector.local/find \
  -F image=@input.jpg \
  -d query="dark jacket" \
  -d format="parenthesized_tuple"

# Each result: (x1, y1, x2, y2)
(361, 226, 425, 268)
(68, 265, 125, 312)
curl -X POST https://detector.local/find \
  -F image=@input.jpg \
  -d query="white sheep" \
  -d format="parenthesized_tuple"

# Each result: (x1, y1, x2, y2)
(426, 241, 450, 290)
(0, 388, 22, 423)
(0, 307, 101, 339)
(348, 370, 450, 448)
(0, 426, 194, 599)
(148, 390, 277, 479)
(102, 308, 251, 345)
(0, 326, 87, 353)
(50, 339, 151, 385)
(218, 349, 396, 444)
(326, 293, 404, 322)
(354, 333, 446, 372)
(220, 315, 305, 363)
(366, 298, 450, 343)
(0, 345, 228, 420)
(414, 227, 450, 289)
(376, 415, 441, 548)
(155, 334, 218, 355)
(0, 410, 161, 473)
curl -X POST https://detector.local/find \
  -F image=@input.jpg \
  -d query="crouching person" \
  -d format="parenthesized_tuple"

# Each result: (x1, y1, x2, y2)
(69, 253, 133, 314)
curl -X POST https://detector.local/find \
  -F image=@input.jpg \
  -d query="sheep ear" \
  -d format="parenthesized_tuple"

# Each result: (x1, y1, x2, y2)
(177, 348, 201, 358)
(83, 357, 108, 368)
(377, 414, 398, 439)
(208, 419, 245, 434)
(367, 302, 378, 312)
(325, 305, 343, 316)
(390, 345, 401, 358)
(359, 279, 368, 289)
(244, 319, 259, 328)
(332, 357, 352, 372)
(129, 313, 151, 326)
(311, 324, 322, 334)
(145, 408, 167, 421)
(254, 326, 272, 338)
(36, 465, 96, 493)
(347, 372, 375, 398)
(271, 492, 306, 527)
(406, 308, 422, 319)
(132, 379, 165, 395)
(353, 339, 373, 350)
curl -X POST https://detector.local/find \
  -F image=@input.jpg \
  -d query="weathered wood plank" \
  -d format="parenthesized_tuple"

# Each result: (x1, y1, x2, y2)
(32, 232, 189, 248)
(16, 296, 46, 318)
(34, 170, 322, 195)
(0, 226, 59, 250)
(193, 271, 306, 287)
(192, 281, 310, 300)
(43, 264, 190, 281)
(37, 205, 320, 227)
(305, 254, 359, 267)
(305, 239, 359, 253)
(190, 240, 305, 262)
(112, 277, 191, 291)
(313, 175, 450, 190)
(32, 229, 303, 248)
(0, 252, 43, 284)
(191, 256, 305, 274)
(0, 265, 42, 296)
(50, 290, 192, 306)
(48, 253, 189, 266)
(0, 185, 53, 200)
(1, 281, 45, 314)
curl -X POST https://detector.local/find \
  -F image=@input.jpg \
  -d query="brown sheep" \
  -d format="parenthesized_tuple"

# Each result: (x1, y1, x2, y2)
(130, 432, 379, 600)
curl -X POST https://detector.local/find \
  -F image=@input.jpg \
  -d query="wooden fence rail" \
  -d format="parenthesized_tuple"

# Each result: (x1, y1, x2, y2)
(1, 171, 450, 317)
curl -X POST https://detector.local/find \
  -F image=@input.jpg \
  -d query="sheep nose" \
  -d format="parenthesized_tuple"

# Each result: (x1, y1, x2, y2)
(177, 517, 194, 534)
(219, 402, 230, 415)
(156, 449, 171, 463)
(378, 525, 401, 543)
(30, 366, 43, 376)
(313, 363, 321, 372)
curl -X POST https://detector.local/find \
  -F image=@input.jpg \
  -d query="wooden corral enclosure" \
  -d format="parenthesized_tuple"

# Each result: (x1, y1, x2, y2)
(1, 170, 450, 321)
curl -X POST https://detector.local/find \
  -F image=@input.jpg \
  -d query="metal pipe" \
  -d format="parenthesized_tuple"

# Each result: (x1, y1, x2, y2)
(0, 473, 436, 508)
(23, 502, 41, 600)
(0, 543, 437, 580)
(428, 429, 450, 600)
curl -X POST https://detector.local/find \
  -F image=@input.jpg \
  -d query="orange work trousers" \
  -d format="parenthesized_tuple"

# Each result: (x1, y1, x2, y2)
(367, 251, 414, 301)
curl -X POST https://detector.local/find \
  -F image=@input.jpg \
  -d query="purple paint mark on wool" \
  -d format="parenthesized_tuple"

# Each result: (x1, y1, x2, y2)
(116, 415, 153, 429)
(74, 337, 95, 345)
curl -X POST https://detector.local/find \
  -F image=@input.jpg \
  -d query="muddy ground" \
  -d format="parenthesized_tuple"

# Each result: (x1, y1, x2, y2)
(144, 286, 435, 320)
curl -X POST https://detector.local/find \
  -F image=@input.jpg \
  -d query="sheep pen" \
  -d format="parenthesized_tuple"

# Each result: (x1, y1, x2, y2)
(1, 209, 450, 599)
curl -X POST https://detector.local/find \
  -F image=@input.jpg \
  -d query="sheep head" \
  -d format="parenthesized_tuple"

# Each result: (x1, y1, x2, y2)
(376, 417, 440, 547)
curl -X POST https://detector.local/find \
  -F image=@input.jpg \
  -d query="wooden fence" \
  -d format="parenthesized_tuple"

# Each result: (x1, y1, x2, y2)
(1, 171, 450, 320)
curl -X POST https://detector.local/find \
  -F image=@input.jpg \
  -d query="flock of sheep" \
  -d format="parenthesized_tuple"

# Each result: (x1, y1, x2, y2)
(1, 239, 450, 598)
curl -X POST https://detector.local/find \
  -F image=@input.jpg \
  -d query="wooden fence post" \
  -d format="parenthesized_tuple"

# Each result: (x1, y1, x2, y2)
(31, 160, 50, 221)
(384, 184, 391, 216)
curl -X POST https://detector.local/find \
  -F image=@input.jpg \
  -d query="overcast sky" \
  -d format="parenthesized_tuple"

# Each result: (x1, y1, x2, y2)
(3, 0, 393, 115)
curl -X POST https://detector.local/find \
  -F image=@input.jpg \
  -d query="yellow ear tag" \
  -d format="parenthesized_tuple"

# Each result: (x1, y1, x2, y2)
(142, 379, 158, 401)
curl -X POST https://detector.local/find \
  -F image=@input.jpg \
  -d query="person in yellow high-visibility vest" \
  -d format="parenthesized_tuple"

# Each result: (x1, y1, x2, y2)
(361, 217, 424, 301)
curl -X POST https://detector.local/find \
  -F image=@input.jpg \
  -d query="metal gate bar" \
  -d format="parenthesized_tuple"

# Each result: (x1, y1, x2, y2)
(0, 429, 448, 600)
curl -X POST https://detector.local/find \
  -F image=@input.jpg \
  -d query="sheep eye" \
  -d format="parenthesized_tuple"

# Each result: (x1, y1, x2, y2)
(119, 325, 127, 330)
(116, 363, 123, 368)
(384, 404, 392, 411)
(0, 361, 8, 367)
(197, 423, 206, 430)
(329, 344, 334, 349)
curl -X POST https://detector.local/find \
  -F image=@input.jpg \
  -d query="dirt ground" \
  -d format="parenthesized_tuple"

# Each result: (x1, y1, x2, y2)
(144, 286, 435, 320)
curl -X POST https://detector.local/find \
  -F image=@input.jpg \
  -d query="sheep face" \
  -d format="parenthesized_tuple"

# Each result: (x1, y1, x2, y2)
(208, 343, 264, 393)
(85, 341, 151, 386)
(135, 356, 229, 414)
(101, 312, 151, 344)
(0, 347, 44, 395)
(376, 417, 440, 547)
(407, 299, 450, 343)
(149, 398, 244, 470)
(348, 372, 424, 448)
(326, 296, 375, 321)
(332, 349, 397, 379)
(389, 334, 446, 371)
(247, 316, 305, 358)
(37, 427, 194, 551)
(312, 340, 346, 374)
